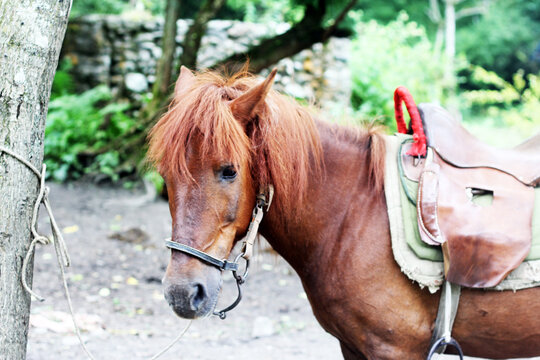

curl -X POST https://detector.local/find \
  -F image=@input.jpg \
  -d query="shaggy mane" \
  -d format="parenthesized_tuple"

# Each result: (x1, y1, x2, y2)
(147, 68, 385, 216)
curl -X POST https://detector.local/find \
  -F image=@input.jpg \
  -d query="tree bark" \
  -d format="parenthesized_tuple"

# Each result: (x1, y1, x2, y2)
(179, 0, 226, 69)
(0, 1, 71, 359)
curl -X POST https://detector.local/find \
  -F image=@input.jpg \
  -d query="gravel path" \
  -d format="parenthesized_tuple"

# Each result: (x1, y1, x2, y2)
(25, 182, 536, 360)
(26, 182, 339, 360)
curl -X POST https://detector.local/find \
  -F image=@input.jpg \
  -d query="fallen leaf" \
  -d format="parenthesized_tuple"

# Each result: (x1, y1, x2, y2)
(63, 225, 79, 234)
(70, 274, 84, 282)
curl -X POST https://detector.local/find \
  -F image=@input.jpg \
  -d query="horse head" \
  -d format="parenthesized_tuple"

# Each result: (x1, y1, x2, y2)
(148, 66, 279, 318)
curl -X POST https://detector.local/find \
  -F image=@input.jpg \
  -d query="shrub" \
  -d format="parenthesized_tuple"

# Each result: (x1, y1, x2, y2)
(461, 66, 540, 140)
(350, 12, 448, 131)
(45, 85, 136, 181)
(457, 0, 540, 82)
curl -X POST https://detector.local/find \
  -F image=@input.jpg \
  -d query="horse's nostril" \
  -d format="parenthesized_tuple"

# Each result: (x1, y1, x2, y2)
(190, 283, 207, 311)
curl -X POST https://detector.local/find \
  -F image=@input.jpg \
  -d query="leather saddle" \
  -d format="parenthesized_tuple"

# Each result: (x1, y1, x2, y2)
(401, 103, 540, 288)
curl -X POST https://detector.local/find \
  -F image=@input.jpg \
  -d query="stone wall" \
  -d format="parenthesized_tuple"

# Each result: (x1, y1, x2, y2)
(62, 15, 351, 110)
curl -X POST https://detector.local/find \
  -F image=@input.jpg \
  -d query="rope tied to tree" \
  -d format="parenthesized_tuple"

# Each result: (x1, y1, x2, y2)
(0, 146, 191, 360)
(0, 146, 70, 300)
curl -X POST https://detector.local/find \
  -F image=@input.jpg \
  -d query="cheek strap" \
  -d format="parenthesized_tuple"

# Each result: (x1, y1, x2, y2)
(240, 184, 274, 260)
(164, 240, 239, 271)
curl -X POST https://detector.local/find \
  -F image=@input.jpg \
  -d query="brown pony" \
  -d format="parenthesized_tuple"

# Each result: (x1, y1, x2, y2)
(148, 67, 540, 359)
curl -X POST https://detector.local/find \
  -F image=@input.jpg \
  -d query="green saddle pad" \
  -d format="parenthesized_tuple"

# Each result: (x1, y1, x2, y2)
(397, 138, 540, 262)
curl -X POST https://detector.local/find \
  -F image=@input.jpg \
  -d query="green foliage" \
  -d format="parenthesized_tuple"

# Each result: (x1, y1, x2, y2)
(70, 0, 128, 17)
(140, 0, 166, 16)
(144, 170, 165, 194)
(461, 66, 521, 107)
(45, 86, 135, 181)
(457, 0, 540, 81)
(354, 0, 431, 28)
(51, 59, 75, 98)
(461, 66, 540, 139)
(228, 0, 305, 24)
(350, 13, 448, 131)
(70, 0, 168, 17)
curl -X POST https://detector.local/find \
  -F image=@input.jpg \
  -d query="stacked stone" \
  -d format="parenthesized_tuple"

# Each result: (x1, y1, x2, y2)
(62, 15, 351, 110)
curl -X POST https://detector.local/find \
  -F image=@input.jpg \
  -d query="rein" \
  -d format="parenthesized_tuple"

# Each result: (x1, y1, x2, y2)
(164, 186, 274, 319)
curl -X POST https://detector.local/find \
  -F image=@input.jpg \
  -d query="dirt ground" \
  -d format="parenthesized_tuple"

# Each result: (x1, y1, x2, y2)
(25, 182, 534, 360)
(26, 182, 340, 360)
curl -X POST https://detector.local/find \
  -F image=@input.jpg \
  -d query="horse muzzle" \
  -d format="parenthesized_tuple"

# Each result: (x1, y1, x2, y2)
(163, 272, 221, 319)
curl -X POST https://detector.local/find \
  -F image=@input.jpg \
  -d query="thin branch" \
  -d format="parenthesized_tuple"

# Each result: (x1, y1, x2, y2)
(456, 6, 487, 20)
(322, 0, 358, 42)
(427, 0, 442, 23)
(179, 0, 226, 69)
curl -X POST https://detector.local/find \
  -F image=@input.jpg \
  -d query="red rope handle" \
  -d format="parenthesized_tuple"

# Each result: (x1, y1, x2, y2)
(393, 86, 427, 157)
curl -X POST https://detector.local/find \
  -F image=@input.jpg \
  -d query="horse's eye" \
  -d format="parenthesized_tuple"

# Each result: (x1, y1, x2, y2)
(219, 165, 237, 181)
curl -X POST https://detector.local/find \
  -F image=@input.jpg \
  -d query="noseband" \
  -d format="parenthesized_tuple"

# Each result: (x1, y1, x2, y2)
(165, 186, 274, 319)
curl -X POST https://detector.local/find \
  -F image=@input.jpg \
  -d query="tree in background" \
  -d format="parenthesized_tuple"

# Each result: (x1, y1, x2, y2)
(457, 0, 540, 81)
(113, 0, 359, 162)
(215, 0, 357, 73)
(143, 0, 227, 126)
(50, 0, 540, 182)
(426, 0, 491, 113)
(150, 0, 357, 107)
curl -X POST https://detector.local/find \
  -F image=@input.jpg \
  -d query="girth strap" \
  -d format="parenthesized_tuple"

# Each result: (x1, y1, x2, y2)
(164, 240, 239, 271)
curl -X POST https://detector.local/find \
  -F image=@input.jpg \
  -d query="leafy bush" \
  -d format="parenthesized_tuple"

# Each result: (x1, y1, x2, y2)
(45, 85, 136, 181)
(51, 59, 75, 98)
(457, 0, 540, 82)
(70, 0, 128, 18)
(349, 12, 448, 131)
(227, 0, 304, 24)
(461, 66, 540, 140)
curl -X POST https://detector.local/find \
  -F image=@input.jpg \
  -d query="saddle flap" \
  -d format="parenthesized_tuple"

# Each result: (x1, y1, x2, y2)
(418, 150, 535, 288)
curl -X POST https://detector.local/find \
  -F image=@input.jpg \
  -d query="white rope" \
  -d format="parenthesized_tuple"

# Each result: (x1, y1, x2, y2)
(149, 320, 192, 360)
(0, 146, 192, 360)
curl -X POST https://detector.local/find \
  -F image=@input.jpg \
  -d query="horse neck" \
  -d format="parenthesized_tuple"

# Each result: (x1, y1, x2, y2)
(259, 121, 389, 277)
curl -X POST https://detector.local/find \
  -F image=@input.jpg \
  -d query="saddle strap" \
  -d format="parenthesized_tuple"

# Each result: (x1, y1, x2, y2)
(429, 281, 462, 356)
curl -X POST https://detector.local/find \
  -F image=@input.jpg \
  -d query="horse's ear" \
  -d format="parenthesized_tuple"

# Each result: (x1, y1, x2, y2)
(174, 66, 195, 98)
(230, 68, 277, 122)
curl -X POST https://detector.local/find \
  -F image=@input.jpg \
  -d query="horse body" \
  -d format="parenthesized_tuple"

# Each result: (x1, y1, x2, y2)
(260, 121, 540, 359)
(148, 67, 540, 359)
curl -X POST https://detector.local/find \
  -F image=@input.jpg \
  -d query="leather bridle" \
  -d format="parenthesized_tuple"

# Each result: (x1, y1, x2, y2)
(165, 186, 274, 319)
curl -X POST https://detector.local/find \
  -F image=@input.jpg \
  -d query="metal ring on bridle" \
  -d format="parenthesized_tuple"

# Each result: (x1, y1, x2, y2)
(232, 252, 249, 283)
(212, 254, 250, 319)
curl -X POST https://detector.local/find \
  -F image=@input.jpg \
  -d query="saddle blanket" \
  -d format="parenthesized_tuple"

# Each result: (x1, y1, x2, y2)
(384, 134, 540, 293)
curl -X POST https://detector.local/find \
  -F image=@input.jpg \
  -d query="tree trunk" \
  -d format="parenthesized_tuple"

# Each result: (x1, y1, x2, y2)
(152, 0, 182, 100)
(444, 0, 459, 116)
(140, 0, 182, 127)
(179, 0, 226, 69)
(138, 0, 225, 139)
(0, 1, 71, 359)
(427, 0, 444, 56)
(444, 0, 456, 62)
